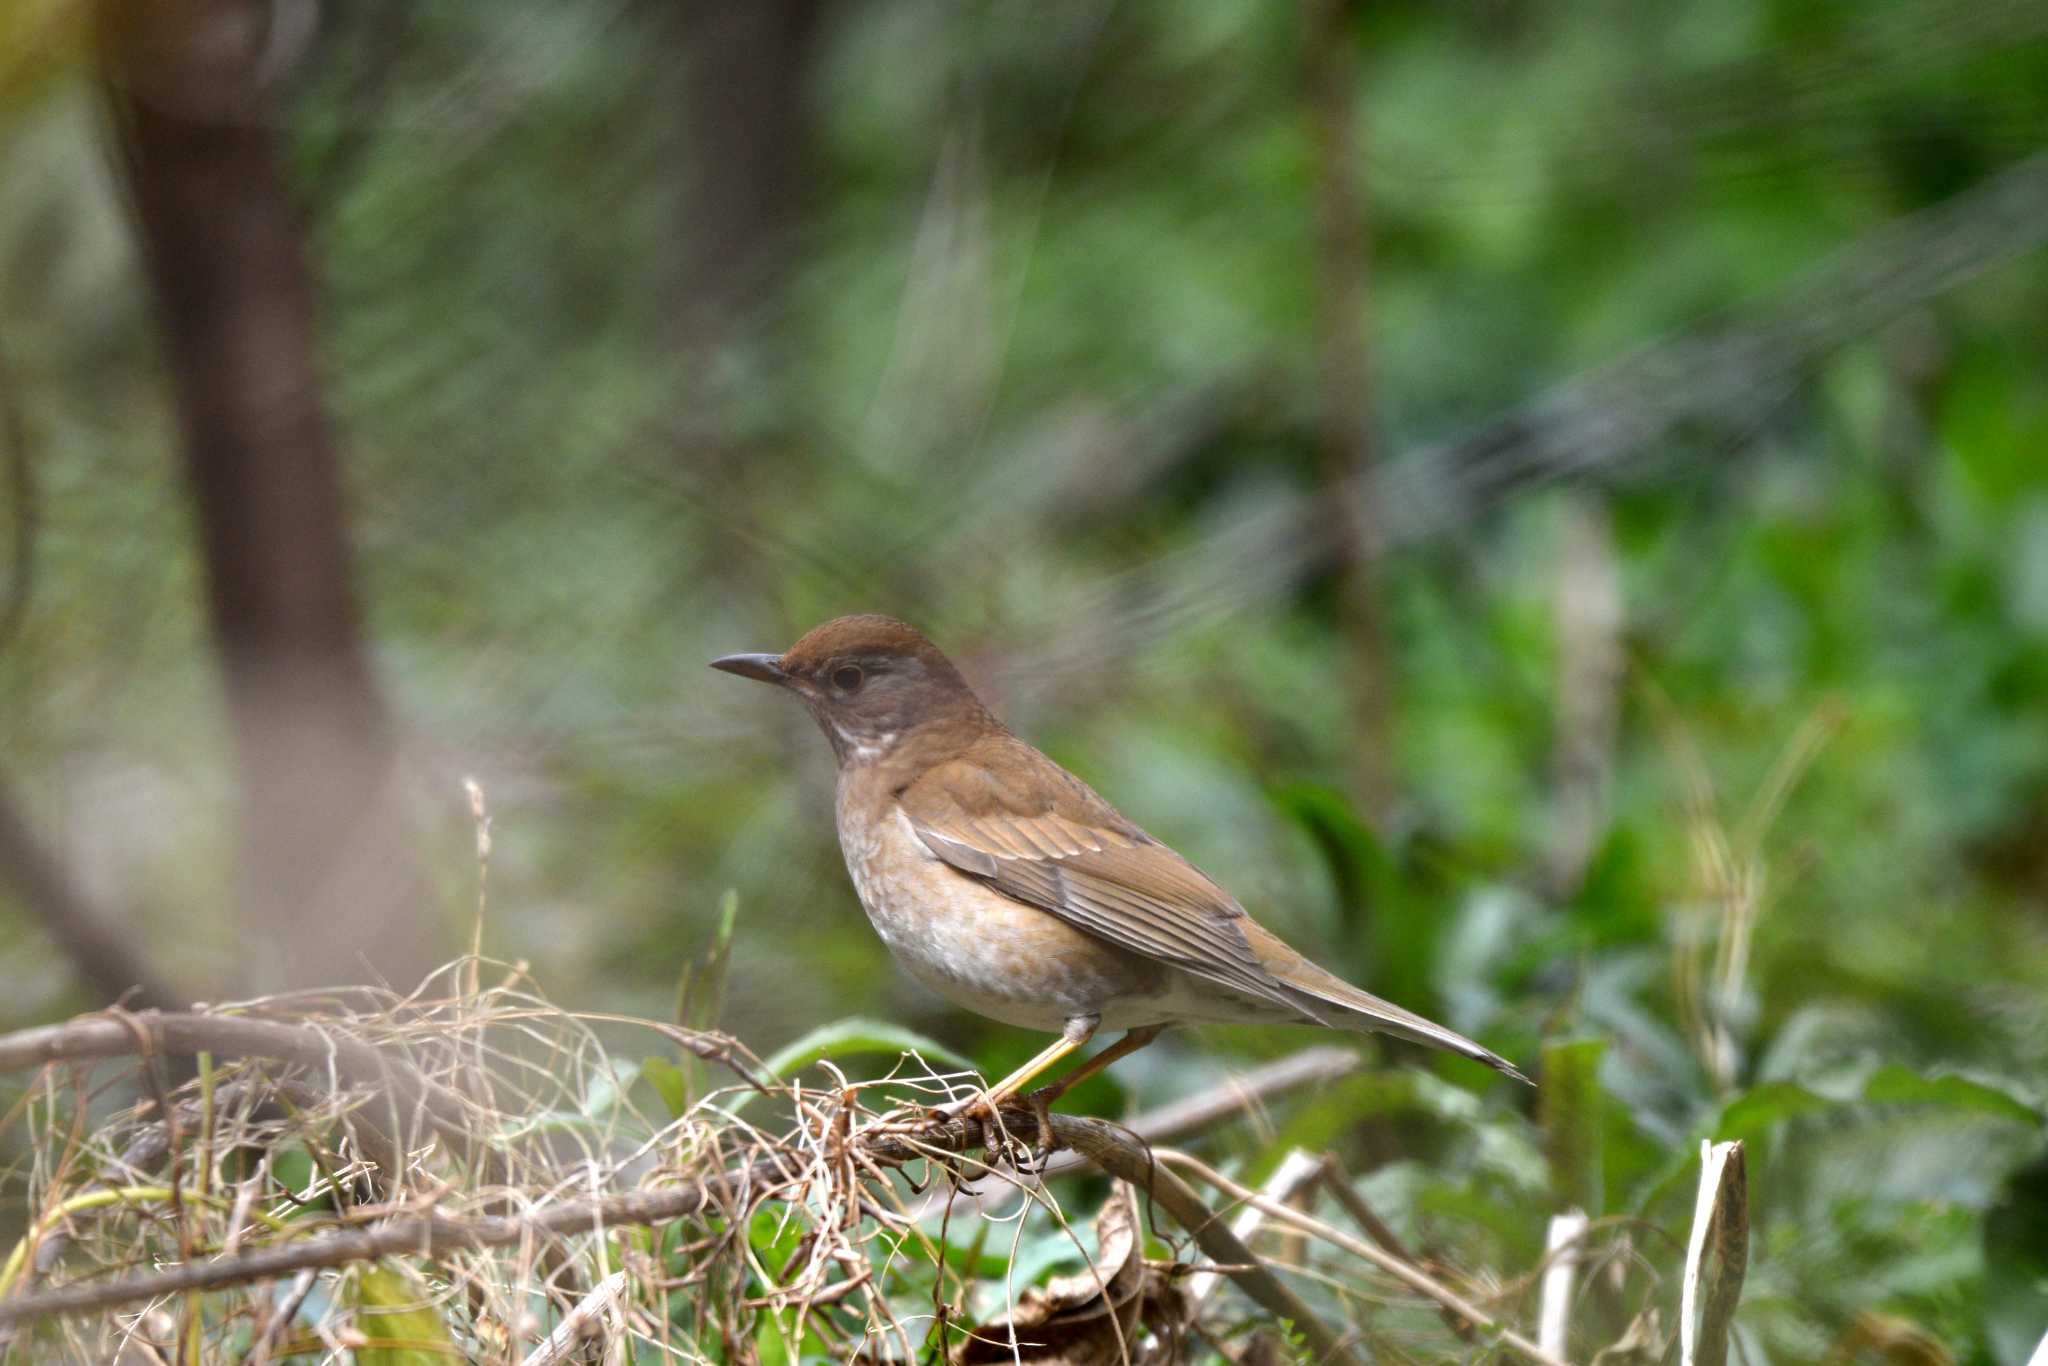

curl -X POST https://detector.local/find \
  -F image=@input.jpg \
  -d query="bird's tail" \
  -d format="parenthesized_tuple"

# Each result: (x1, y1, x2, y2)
(1244, 921, 1531, 1084)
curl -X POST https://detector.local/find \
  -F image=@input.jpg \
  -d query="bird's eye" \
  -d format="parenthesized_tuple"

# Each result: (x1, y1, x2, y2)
(831, 664, 865, 693)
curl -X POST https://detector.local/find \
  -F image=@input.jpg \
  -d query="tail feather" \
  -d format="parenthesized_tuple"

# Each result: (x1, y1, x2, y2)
(1242, 922, 1531, 1084)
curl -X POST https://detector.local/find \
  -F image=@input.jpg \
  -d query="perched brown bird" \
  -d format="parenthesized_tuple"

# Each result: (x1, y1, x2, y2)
(713, 614, 1528, 1103)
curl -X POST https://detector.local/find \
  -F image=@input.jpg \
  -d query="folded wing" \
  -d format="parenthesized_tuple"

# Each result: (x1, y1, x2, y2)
(901, 744, 1322, 1023)
(901, 735, 1529, 1083)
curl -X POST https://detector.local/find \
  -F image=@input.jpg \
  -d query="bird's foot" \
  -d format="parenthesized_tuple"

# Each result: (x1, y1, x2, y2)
(922, 1087, 1064, 1169)
(1021, 1086, 1060, 1155)
(996, 1094, 1064, 1173)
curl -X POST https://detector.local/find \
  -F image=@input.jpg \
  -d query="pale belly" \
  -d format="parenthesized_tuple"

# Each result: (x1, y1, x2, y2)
(836, 802, 1176, 1033)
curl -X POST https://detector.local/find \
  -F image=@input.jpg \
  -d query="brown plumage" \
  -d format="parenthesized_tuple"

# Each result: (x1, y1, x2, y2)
(713, 614, 1528, 1100)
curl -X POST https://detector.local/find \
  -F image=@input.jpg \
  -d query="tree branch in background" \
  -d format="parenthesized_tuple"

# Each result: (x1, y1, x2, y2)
(1302, 0, 1395, 827)
(1014, 149, 2048, 702)
(1158, 1147, 1572, 1366)
(1382, 150, 2048, 537)
(1546, 495, 1624, 896)
(96, 0, 431, 991)
(0, 338, 33, 656)
(0, 778, 180, 1012)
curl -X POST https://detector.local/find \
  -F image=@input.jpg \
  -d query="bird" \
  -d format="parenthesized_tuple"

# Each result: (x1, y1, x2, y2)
(711, 614, 1528, 1108)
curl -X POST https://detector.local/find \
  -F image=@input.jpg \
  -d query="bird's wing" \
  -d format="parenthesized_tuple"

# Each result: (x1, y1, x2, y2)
(899, 744, 1322, 1022)
(1236, 918, 1531, 1083)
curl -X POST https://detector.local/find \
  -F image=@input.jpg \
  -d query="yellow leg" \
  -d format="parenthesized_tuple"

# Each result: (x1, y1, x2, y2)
(981, 1016, 1097, 1105)
(1029, 1024, 1166, 1102)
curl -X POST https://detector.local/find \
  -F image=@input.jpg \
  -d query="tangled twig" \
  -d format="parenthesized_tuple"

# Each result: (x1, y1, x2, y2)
(0, 990, 1414, 1362)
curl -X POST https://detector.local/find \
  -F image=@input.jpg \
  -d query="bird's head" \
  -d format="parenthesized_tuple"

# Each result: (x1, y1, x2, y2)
(711, 614, 992, 765)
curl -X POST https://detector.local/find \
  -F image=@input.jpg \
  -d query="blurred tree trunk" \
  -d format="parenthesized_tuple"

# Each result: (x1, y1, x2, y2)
(98, 0, 432, 990)
(670, 0, 828, 336)
(1302, 0, 1395, 828)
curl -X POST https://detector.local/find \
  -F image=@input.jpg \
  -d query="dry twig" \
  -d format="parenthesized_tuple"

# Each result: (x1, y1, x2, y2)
(0, 988, 1384, 1363)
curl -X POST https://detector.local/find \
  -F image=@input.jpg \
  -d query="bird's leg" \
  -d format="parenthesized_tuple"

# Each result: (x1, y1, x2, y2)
(978, 1014, 1098, 1108)
(1024, 1024, 1167, 1105)
(1027, 1090, 1057, 1157)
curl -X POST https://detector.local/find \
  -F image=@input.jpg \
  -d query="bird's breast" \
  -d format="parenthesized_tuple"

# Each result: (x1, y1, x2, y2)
(832, 790, 1166, 1032)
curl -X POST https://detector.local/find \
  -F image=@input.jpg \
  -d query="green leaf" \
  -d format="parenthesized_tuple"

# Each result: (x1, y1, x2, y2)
(1633, 1066, 2044, 1216)
(671, 890, 740, 1108)
(1714, 1081, 1837, 1141)
(760, 1017, 973, 1081)
(642, 1055, 690, 1119)
(1859, 1066, 2041, 1126)
(676, 889, 739, 1034)
(748, 1206, 805, 1271)
(1270, 782, 1439, 1009)
(755, 1310, 793, 1366)
(1539, 1037, 1607, 1214)
(353, 1263, 460, 1364)
(1983, 1157, 2048, 1364)
(270, 1144, 315, 1199)
(1570, 826, 1661, 947)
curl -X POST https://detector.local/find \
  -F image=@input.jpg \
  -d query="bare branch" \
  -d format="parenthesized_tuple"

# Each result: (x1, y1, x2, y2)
(1159, 1147, 1574, 1366)
(520, 1269, 629, 1366)
(0, 1009, 1362, 1362)
(0, 779, 183, 1012)
(1029, 1044, 1359, 1181)
(0, 1161, 784, 1325)
(1041, 1116, 1364, 1366)
(1184, 1147, 1324, 1308)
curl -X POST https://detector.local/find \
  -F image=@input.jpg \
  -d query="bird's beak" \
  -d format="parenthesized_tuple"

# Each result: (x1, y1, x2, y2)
(709, 652, 789, 686)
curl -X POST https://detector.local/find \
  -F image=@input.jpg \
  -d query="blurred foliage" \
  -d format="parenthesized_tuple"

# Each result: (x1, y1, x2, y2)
(1, 0, 2046, 1358)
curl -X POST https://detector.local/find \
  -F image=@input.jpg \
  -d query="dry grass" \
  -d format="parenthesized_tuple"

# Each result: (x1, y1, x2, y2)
(0, 962, 1604, 1364)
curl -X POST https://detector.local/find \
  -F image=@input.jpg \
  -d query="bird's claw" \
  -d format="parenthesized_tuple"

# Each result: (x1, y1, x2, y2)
(921, 1088, 1063, 1170)
(1022, 1087, 1058, 1155)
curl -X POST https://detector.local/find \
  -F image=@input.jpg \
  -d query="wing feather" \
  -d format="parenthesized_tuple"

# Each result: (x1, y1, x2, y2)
(901, 747, 1320, 1021)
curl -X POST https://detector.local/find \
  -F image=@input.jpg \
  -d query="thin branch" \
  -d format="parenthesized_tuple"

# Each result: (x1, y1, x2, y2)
(1185, 1147, 1324, 1308)
(0, 1159, 787, 1326)
(1037, 1116, 1363, 1366)
(905, 1044, 1362, 1223)
(0, 1011, 471, 1154)
(242, 1266, 314, 1366)
(1158, 1148, 1574, 1366)
(1301, 0, 1394, 823)
(1030, 1044, 1360, 1181)
(1320, 1150, 1476, 1340)
(0, 779, 183, 1013)
(520, 1268, 629, 1366)
(0, 1012, 1363, 1363)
